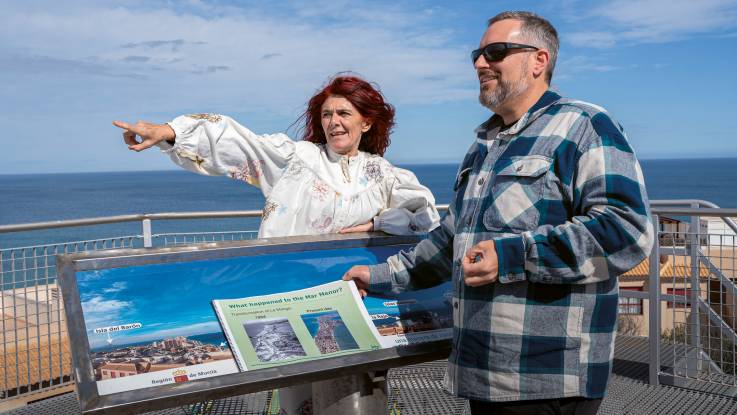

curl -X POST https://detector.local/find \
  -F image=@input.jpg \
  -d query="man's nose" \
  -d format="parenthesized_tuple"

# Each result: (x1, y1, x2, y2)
(474, 54, 489, 70)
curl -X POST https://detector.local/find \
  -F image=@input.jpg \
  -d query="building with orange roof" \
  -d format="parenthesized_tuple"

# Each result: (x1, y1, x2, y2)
(618, 252, 737, 337)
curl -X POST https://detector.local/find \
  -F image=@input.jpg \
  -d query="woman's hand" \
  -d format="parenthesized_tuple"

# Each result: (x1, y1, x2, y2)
(112, 120, 176, 152)
(339, 220, 374, 234)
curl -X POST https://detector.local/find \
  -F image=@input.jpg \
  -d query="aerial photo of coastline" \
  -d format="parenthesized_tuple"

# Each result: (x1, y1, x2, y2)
(301, 310, 359, 354)
(243, 318, 306, 362)
(91, 334, 232, 381)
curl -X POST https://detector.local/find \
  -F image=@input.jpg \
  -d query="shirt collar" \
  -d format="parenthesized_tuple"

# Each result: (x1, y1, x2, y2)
(474, 89, 562, 141)
(325, 145, 361, 164)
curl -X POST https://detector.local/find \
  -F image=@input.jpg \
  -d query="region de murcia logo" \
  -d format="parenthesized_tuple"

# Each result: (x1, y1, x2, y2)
(172, 369, 189, 383)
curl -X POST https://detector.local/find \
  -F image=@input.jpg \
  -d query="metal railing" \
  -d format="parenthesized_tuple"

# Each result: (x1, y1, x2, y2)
(618, 200, 737, 394)
(3, 201, 737, 403)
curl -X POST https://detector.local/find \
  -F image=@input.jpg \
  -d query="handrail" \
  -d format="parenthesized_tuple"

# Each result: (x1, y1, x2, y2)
(0, 205, 453, 234)
(651, 199, 737, 235)
(4, 202, 737, 234)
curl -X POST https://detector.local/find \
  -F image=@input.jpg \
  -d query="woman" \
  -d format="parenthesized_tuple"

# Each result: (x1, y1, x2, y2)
(113, 75, 440, 239)
(113, 75, 439, 414)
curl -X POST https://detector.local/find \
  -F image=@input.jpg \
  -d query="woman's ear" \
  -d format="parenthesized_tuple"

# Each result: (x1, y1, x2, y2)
(362, 122, 372, 133)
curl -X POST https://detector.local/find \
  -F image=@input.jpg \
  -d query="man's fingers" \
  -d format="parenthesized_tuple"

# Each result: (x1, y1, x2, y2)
(463, 276, 487, 287)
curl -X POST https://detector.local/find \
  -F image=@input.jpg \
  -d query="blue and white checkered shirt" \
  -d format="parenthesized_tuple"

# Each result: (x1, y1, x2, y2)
(369, 90, 654, 402)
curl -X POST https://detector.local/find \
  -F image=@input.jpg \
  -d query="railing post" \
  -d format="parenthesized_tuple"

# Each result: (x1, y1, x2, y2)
(689, 203, 701, 374)
(142, 219, 152, 248)
(649, 213, 661, 385)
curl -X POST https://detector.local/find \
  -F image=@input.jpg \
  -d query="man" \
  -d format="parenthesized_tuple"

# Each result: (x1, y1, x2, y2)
(343, 11, 653, 415)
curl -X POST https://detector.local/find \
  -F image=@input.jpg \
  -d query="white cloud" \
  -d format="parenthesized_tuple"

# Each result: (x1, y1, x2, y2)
(82, 296, 132, 313)
(0, 0, 474, 118)
(556, 55, 623, 79)
(103, 281, 128, 293)
(565, 0, 737, 47)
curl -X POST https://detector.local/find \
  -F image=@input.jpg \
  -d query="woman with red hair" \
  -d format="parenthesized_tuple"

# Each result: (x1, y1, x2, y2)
(113, 75, 439, 238)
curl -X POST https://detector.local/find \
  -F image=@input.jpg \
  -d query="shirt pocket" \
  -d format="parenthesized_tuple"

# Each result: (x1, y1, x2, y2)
(483, 155, 552, 232)
(453, 167, 472, 191)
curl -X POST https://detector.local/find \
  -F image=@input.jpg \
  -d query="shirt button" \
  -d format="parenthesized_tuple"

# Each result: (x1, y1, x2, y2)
(453, 301, 459, 309)
(477, 178, 484, 186)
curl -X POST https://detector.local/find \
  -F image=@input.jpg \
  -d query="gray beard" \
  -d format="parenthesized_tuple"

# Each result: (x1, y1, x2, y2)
(478, 74, 530, 110)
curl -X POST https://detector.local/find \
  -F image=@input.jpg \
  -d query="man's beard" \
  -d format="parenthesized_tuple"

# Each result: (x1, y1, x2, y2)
(478, 62, 530, 110)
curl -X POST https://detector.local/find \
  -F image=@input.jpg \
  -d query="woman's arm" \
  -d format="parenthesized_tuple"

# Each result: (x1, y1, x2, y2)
(113, 114, 295, 197)
(373, 166, 441, 235)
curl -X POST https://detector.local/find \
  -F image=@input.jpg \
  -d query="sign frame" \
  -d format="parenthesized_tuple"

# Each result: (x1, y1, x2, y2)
(58, 233, 451, 415)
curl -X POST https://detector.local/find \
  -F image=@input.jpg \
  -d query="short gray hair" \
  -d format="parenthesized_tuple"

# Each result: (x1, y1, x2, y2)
(488, 11, 559, 84)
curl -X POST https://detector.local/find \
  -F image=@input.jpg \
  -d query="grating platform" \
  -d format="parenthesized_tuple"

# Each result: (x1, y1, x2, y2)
(5, 337, 737, 415)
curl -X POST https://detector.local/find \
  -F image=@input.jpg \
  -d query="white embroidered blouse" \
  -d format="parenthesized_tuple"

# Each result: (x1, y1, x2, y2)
(159, 114, 440, 238)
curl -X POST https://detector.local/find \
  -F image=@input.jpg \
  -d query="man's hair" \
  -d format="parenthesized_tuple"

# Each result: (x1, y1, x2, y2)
(488, 11, 559, 84)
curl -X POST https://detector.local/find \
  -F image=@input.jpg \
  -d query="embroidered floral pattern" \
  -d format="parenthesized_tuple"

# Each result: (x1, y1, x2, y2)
(311, 178, 330, 201)
(230, 160, 263, 186)
(363, 160, 384, 183)
(310, 216, 333, 233)
(262, 200, 278, 222)
(282, 161, 306, 180)
(186, 113, 222, 123)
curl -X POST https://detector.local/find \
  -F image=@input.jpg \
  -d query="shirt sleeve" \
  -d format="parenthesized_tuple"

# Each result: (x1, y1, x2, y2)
(495, 112, 654, 285)
(158, 114, 296, 198)
(369, 208, 455, 294)
(372, 166, 441, 235)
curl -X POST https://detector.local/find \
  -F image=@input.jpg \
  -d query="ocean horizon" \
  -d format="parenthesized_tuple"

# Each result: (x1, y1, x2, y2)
(2, 157, 736, 249)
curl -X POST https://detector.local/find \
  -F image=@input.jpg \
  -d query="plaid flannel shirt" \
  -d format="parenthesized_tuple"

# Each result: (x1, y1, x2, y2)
(369, 90, 654, 402)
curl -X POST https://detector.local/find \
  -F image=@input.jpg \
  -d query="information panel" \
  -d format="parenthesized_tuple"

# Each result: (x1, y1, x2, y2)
(58, 234, 452, 414)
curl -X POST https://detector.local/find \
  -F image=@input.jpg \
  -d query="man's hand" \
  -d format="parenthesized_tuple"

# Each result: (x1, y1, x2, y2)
(462, 240, 499, 287)
(342, 265, 371, 298)
(113, 120, 176, 152)
(339, 221, 374, 234)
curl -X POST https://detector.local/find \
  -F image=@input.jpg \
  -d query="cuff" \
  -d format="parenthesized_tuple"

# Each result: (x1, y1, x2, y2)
(495, 235, 527, 284)
(368, 263, 393, 293)
(373, 209, 412, 235)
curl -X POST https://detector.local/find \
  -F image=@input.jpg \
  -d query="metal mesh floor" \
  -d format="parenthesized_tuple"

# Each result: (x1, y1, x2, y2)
(5, 337, 737, 415)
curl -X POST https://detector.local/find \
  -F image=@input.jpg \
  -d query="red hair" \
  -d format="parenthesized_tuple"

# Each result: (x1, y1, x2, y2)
(301, 75, 395, 156)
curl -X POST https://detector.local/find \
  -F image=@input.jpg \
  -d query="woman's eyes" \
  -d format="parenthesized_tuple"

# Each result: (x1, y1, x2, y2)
(322, 111, 352, 118)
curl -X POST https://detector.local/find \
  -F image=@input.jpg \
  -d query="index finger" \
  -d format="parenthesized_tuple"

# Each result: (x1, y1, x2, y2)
(112, 120, 134, 131)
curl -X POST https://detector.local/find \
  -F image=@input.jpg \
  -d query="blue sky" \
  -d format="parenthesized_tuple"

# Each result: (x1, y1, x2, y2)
(2, 0, 736, 174)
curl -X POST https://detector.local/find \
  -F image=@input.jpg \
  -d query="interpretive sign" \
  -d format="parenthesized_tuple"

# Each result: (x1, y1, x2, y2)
(57, 233, 453, 414)
(214, 280, 383, 371)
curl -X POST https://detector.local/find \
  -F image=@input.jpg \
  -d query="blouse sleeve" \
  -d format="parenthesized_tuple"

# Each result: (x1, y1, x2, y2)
(158, 113, 295, 198)
(373, 166, 441, 235)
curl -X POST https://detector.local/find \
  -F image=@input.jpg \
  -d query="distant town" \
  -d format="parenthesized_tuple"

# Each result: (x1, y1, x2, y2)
(91, 335, 233, 380)
(375, 308, 452, 336)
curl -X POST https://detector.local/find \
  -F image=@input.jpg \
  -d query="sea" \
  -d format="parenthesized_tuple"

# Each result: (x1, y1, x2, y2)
(90, 331, 228, 353)
(1, 158, 737, 249)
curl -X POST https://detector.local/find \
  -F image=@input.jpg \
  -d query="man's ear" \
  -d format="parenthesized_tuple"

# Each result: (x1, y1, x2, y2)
(531, 49, 550, 79)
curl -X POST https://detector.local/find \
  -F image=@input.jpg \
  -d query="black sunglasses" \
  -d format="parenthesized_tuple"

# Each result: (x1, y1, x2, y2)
(471, 42, 539, 64)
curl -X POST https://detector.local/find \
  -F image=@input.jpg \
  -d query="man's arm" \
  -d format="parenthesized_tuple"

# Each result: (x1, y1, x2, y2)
(344, 208, 456, 295)
(494, 112, 654, 285)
